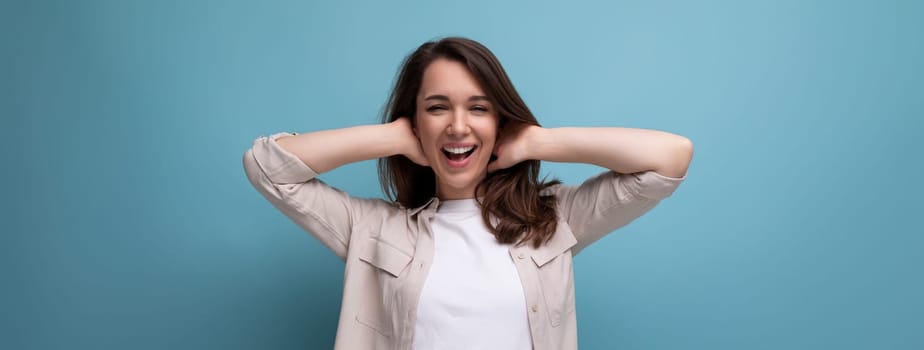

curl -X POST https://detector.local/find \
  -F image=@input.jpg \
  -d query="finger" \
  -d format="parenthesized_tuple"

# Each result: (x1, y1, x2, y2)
(411, 154, 429, 167)
(487, 161, 498, 173)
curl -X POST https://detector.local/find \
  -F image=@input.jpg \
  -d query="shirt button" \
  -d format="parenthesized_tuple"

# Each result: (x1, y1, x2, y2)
(418, 262, 425, 269)
(517, 253, 525, 259)
(531, 304, 538, 313)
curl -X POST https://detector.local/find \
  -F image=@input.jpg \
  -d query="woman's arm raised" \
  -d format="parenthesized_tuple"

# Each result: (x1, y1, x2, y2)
(276, 117, 428, 174)
(489, 125, 693, 178)
(487, 124, 692, 255)
(241, 118, 427, 259)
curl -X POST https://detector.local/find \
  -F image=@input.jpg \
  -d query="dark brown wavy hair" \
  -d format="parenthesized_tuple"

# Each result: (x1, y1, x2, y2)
(377, 37, 560, 248)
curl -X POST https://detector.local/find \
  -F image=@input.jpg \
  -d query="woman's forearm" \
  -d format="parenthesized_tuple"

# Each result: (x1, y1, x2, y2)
(274, 120, 417, 174)
(529, 127, 693, 178)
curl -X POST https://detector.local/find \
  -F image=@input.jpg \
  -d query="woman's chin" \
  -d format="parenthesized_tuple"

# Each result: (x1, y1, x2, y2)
(435, 172, 487, 199)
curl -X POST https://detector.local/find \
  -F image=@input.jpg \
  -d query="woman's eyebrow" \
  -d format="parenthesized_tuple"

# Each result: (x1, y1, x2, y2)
(424, 94, 450, 101)
(423, 94, 489, 102)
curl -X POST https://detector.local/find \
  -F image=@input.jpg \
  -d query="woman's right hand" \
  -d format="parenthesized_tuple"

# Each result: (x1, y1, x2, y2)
(391, 117, 430, 167)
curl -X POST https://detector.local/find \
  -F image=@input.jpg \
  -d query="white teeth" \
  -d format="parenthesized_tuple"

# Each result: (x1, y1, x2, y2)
(442, 146, 475, 154)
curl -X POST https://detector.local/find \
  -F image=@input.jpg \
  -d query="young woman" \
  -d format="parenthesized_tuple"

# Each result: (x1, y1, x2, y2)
(243, 37, 692, 350)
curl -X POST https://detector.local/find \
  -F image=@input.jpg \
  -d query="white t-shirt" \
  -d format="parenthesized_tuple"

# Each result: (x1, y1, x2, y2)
(412, 199, 532, 350)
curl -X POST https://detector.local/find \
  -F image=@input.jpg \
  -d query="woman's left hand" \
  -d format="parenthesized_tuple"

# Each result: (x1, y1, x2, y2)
(487, 123, 542, 173)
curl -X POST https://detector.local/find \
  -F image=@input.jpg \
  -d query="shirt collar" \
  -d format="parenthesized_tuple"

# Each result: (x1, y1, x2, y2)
(408, 197, 440, 216)
(411, 196, 578, 263)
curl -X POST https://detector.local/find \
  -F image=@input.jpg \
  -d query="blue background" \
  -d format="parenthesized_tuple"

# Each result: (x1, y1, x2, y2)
(4, 0, 923, 349)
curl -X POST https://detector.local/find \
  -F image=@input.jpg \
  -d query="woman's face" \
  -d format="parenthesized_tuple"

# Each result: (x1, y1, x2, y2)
(414, 58, 499, 200)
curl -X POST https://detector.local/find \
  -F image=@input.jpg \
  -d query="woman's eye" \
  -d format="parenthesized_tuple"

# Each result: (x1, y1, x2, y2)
(471, 105, 489, 113)
(426, 105, 447, 112)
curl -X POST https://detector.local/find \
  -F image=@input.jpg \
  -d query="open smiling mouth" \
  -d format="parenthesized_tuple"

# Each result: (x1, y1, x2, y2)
(442, 145, 477, 162)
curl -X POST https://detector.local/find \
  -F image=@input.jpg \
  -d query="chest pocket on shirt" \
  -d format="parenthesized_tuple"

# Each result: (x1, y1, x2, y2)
(359, 236, 413, 277)
(356, 235, 414, 338)
(533, 252, 577, 327)
(529, 225, 579, 328)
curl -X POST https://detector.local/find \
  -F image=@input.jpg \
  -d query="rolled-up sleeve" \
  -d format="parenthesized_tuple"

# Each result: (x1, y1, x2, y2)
(242, 132, 358, 259)
(247, 132, 318, 184)
(555, 170, 686, 255)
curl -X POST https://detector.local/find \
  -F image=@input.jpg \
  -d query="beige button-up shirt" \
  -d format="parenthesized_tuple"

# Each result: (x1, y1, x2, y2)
(243, 132, 685, 349)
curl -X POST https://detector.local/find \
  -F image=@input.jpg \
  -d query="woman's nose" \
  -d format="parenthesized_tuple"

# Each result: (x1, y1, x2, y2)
(447, 112, 471, 136)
